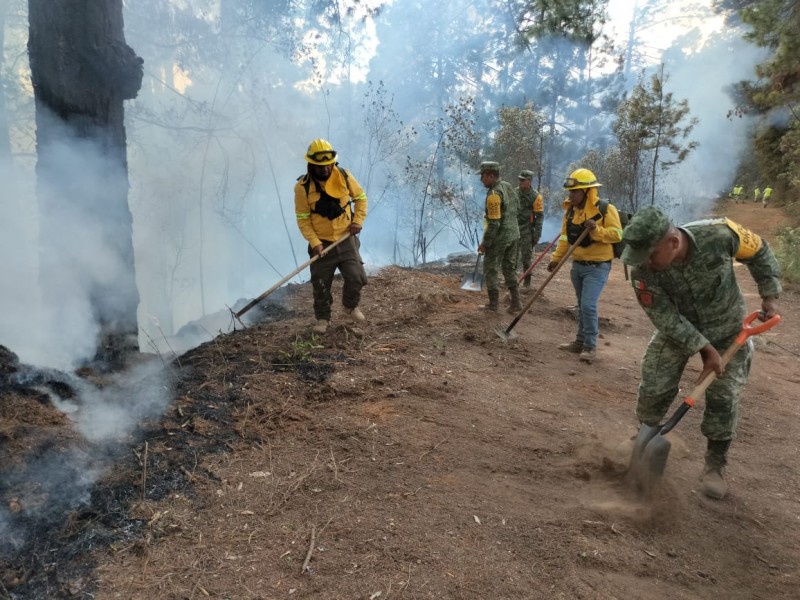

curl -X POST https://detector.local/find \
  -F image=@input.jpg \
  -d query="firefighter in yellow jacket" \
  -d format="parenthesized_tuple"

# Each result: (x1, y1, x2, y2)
(294, 139, 368, 334)
(547, 168, 622, 364)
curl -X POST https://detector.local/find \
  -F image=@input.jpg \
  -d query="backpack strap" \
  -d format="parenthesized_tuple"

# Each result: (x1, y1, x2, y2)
(597, 199, 609, 220)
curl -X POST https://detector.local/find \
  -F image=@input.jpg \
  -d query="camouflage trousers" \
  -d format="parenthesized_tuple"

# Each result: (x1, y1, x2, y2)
(517, 226, 532, 278)
(484, 238, 519, 294)
(531, 220, 543, 247)
(308, 236, 368, 321)
(636, 332, 753, 441)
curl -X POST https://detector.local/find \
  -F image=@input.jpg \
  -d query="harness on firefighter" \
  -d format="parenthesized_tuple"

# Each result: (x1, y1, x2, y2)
(299, 165, 353, 221)
(566, 199, 630, 258)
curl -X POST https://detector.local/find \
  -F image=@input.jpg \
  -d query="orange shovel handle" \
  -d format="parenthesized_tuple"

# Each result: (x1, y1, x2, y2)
(735, 311, 781, 344)
(660, 310, 781, 435)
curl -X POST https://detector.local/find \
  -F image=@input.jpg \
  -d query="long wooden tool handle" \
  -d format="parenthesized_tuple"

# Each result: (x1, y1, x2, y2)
(687, 311, 781, 402)
(235, 232, 352, 318)
(504, 227, 590, 335)
(660, 311, 781, 435)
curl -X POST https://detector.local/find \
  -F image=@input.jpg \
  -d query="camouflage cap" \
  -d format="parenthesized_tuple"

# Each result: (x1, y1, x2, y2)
(620, 206, 672, 266)
(518, 170, 534, 180)
(478, 161, 500, 174)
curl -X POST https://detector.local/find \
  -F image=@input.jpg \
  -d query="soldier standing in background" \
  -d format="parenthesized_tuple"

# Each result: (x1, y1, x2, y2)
(516, 170, 534, 288)
(478, 162, 521, 313)
(621, 207, 781, 499)
(516, 170, 545, 289)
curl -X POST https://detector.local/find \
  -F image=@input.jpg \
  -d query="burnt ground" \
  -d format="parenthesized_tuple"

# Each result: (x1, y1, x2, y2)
(1, 201, 800, 599)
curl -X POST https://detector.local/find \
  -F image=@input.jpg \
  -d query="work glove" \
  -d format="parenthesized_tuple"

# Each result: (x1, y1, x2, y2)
(546, 261, 558, 273)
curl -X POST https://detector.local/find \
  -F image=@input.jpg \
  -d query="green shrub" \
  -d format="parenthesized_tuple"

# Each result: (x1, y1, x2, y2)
(775, 226, 800, 283)
(279, 335, 323, 362)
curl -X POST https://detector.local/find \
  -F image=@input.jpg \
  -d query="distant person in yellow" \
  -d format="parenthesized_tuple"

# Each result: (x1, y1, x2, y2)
(762, 186, 773, 207)
(731, 184, 743, 203)
(294, 138, 368, 334)
(753, 187, 761, 203)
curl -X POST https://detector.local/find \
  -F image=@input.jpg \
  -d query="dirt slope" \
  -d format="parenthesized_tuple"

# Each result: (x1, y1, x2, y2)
(2, 200, 799, 599)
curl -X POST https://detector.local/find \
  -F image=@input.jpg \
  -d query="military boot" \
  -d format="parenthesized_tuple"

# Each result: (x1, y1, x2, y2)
(701, 439, 731, 499)
(507, 287, 522, 313)
(482, 289, 499, 312)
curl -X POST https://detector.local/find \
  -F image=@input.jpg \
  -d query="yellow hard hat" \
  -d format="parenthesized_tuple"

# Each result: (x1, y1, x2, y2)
(305, 138, 337, 165)
(563, 168, 602, 190)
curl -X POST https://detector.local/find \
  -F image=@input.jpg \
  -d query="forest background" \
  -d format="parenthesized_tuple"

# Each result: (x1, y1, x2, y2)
(0, 0, 798, 371)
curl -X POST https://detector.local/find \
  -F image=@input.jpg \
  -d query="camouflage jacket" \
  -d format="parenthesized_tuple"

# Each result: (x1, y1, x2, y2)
(630, 218, 782, 353)
(482, 179, 520, 248)
(517, 188, 534, 227)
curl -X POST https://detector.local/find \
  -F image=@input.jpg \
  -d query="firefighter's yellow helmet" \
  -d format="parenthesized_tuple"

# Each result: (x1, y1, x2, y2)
(305, 138, 337, 165)
(563, 168, 602, 190)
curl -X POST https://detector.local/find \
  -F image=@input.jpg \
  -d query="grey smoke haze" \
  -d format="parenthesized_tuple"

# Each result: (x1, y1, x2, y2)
(655, 29, 769, 222)
(0, 0, 771, 366)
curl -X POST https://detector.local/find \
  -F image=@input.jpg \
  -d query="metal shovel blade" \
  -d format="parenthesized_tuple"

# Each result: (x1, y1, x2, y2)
(494, 324, 519, 342)
(626, 423, 672, 495)
(460, 275, 483, 292)
(460, 255, 484, 291)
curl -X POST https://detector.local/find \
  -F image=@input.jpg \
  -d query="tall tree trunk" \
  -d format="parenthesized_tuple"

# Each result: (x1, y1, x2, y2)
(0, 0, 12, 162)
(28, 0, 143, 361)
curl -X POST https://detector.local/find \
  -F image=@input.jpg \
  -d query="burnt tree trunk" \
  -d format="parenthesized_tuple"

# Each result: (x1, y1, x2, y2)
(28, 0, 143, 361)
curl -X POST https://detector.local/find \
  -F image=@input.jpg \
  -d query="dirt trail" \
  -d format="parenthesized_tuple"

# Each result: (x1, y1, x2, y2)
(2, 201, 799, 599)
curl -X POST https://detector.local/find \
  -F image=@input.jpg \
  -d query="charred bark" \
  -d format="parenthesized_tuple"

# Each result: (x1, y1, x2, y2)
(28, 0, 143, 362)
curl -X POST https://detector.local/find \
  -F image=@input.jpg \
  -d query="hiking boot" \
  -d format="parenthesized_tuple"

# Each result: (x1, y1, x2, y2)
(312, 320, 329, 334)
(507, 287, 522, 313)
(579, 347, 596, 364)
(558, 340, 584, 353)
(701, 467, 728, 499)
(482, 290, 499, 312)
(482, 301, 499, 312)
(346, 307, 366, 322)
(701, 439, 731, 499)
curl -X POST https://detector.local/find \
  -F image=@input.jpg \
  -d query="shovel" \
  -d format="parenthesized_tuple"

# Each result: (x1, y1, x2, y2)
(496, 227, 591, 342)
(517, 233, 559, 284)
(460, 254, 484, 291)
(627, 310, 781, 494)
(233, 232, 352, 322)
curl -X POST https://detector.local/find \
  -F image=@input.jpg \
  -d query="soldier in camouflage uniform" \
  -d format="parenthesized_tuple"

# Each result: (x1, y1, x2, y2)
(516, 170, 545, 288)
(477, 162, 521, 313)
(622, 207, 782, 499)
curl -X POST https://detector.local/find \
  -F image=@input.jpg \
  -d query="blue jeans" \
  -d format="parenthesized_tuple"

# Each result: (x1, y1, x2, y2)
(569, 261, 612, 350)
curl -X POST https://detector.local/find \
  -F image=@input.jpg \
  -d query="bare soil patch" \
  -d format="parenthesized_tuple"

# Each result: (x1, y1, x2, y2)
(1, 201, 799, 599)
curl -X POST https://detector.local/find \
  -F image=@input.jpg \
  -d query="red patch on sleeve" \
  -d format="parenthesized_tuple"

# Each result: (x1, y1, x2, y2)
(633, 279, 654, 307)
(637, 291, 653, 307)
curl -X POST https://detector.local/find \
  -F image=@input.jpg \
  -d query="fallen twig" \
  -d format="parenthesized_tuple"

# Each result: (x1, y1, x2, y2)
(141, 441, 148, 501)
(301, 525, 316, 575)
(419, 437, 449, 460)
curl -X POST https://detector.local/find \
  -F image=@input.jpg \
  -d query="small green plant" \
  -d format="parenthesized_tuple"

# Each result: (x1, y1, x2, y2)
(279, 334, 323, 362)
(775, 225, 800, 284)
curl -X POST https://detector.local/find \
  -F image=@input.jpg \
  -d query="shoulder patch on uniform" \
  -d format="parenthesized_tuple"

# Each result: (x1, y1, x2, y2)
(486, 192, 502, 220)
(724, 218, 763, 259)
(632, 278, 654, 308)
